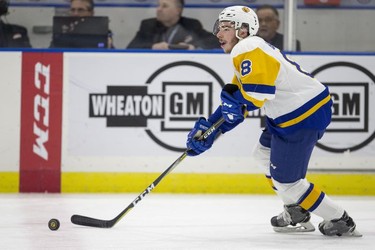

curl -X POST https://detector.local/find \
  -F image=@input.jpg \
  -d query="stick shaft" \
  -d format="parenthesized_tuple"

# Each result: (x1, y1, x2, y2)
(71, 117, 225, 228)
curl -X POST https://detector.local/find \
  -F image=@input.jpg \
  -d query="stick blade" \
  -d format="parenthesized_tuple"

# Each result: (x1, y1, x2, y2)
(71, 214, 114, 228)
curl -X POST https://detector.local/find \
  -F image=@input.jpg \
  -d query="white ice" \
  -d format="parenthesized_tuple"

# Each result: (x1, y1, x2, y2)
(0, 194, 374, 250)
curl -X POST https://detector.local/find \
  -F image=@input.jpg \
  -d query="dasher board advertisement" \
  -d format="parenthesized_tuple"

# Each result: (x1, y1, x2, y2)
(63, 52, 375, 172)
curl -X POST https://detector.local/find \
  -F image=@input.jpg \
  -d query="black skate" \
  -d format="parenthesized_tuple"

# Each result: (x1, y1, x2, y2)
(271, 204, 315, 233)
(319, 211, 362, 237)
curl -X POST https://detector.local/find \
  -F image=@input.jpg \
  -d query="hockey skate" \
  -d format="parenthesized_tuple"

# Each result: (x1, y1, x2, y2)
(271, 204, 315, 233)
(319, 211, 362, 237)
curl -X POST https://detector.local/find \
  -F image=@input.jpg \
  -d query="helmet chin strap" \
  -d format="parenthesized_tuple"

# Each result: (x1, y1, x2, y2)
(235, 30, 242, 40)
(235, 28, 249, 40)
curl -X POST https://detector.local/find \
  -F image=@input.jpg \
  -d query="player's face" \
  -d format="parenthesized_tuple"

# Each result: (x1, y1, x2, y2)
(215, 21, 239, 53)
(256, 8, 279, 42)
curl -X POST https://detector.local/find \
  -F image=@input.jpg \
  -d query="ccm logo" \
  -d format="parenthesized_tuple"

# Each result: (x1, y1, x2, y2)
(33, 62, 50, 160)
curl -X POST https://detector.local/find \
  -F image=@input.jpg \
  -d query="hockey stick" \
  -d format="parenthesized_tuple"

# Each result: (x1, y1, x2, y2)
(71, 117, 225, 228)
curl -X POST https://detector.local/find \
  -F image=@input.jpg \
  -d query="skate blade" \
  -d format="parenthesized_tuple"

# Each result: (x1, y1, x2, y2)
(340, 229, 363, 237)
(273, 221, 315, 233)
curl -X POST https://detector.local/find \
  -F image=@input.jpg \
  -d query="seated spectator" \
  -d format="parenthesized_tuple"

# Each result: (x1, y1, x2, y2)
(0, 0, 31, 48)
(50, 0, 114, 48)
(127, 0, 220, 50)
(256, 4, 301, 51)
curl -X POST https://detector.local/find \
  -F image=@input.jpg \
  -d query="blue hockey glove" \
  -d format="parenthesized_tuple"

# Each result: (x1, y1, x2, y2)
(207, 105, 244, 134)
(186, 117, 220, 156)
(221, 89, 245, 124)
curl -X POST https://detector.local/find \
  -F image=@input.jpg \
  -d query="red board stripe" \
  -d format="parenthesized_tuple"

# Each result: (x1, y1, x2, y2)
(20, 52, 63, 193)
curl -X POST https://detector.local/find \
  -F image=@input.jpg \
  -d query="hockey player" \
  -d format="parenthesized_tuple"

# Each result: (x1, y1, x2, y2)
(186, 5, 360, 237)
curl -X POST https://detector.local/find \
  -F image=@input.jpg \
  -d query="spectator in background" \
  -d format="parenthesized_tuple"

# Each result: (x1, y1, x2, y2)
(0, 0, 31, 48)
(127, 0, 220, 50)
(256, 4, 301, 51)
(69, 0, 94, 17)
(50, 0, 114, 48)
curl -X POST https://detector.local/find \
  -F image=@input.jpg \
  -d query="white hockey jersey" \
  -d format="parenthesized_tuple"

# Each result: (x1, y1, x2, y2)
(229, 36, 332, 135)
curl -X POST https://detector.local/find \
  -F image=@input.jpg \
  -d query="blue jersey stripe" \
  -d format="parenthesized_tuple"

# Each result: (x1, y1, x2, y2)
(273, 87, 330, 126)
(242, 84, 276, 94)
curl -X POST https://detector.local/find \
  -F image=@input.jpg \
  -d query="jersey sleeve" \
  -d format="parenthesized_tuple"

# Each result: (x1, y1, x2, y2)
(231, 47, 280, 111)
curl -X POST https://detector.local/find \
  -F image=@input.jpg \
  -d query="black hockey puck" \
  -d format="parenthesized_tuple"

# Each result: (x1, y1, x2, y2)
(48, 218, 60, 231)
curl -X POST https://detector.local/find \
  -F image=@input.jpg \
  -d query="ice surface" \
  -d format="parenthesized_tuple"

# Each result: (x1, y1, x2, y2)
(0, 194, 373, 250)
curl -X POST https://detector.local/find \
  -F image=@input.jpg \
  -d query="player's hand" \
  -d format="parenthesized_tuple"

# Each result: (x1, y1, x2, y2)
(186, 117, 218, 156)
(152, 42, 169, 50)
(220, 90, 245, 124)
(178, 42, 195, 50)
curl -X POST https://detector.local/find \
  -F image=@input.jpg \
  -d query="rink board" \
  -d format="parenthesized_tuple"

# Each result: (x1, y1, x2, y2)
(0, 50, 374, 194)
